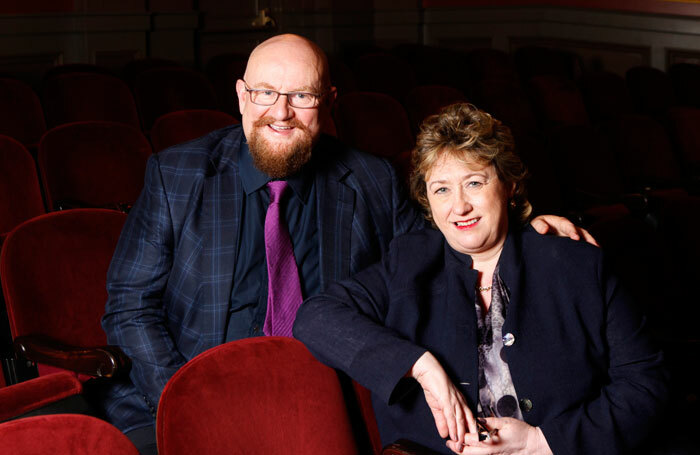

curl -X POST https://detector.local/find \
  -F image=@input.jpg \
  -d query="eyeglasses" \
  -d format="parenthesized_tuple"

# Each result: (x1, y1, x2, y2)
(242, 81, 326, 109)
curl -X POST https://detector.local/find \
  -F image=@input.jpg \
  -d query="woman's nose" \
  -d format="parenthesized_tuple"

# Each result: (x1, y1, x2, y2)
(452, 191, 472, 214)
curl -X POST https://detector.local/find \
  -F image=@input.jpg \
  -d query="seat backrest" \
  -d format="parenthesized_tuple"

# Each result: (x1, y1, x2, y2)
(403, 85, 467, 135)
(157, 337, 358, 455)
(0, 78, 46, 147)
(607, 114, 683, 190)
(134, 67, 218, 131)
(42, 72, 140, 129)
(579, 70, 633, 124)
(625, 66, 675, 118)
(1, 209, 127, 348)
(150, 109, 239, 152)
(38, 121, 152, 210)
(352, 52, 417, 102)
(667, 106, 700, 168)
(528, 74, 590, 128)
(333, 91, 414, 160)
(0, 414, 138, 455)
(0, 135, 45, 236)
(668, 62, 700, 109)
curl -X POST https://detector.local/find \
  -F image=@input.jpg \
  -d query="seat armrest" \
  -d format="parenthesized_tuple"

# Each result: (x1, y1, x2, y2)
(14, 334, 131, 378)
(382, 439, 443, 455)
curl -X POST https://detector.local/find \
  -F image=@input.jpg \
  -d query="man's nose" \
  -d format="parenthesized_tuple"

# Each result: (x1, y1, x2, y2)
(268, 94, 293, 120)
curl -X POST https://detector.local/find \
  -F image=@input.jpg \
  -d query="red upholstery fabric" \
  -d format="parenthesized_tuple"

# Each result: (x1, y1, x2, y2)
(0, 78, 47, 148)
(626, 66, 675, 118)
(157, 337, 358, 455)
(1, 209, 127, 348)
(608, 114, 682, 190)
(0, 372, 82, 422)
(42, 72, 140, 129)
(38, 121, 152, 210)
(205, 52, 248, 117)
(668, 63, 700, 109)
(528, 74, 590, 128)
(352, 52, 418, 102)
(403, 85, 467, 135)
(579, 71, 633, 124)
(333, 92, 414, 161)
(0, 135, 45, 236)
(150, 109, 239, 152)
(0, 414, 139, 455)
(134, 67, 218, 131)
(667, 106, 700, 169)
(353, 381, 383, 455)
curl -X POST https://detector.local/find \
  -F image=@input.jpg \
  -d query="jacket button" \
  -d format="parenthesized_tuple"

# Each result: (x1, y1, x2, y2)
(520, 398, 533, 412)
(502, 332, 515, 346)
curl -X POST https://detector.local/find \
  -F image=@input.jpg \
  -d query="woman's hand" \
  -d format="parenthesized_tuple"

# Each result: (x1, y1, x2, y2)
(409, 352, 478, 446)
(446, 417, 552, 455)
(530, 214, 598, 246)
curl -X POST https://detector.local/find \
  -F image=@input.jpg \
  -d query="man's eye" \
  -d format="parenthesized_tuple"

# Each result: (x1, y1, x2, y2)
(293, 92, 310, 100)
(261, 90, 275, 96)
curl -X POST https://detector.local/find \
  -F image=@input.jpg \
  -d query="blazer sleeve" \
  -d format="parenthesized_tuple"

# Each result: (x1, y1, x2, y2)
(293, 246, 426, 405)
(538, 255, 669, 455)
(102, 154, 187, 409)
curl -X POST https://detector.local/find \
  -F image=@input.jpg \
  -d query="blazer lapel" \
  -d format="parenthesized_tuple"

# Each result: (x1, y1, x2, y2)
(316, 159, 354, 291)
(200, 142, 243, 346)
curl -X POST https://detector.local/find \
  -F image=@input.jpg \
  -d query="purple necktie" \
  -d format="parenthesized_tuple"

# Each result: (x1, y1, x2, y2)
(263, 180, 303, 337)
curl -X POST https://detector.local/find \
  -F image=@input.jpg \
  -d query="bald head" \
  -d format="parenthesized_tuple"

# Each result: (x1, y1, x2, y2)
(244, 34, 331, 91)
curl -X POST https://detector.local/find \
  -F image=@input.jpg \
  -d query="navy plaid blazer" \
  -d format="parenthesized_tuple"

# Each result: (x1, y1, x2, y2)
(101, 124, 426, 433)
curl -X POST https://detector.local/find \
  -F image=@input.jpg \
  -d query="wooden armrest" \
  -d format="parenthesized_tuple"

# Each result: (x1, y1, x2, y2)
(14, 334, 131, 379)
(382, 439, 443, 455)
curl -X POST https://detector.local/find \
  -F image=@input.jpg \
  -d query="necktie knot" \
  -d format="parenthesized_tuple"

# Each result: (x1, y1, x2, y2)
(267, 180, 288, 204)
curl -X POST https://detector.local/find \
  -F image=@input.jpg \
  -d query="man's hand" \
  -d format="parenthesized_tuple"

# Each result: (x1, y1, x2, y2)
(409, 352, 477, 447)
(530, 215, 599, 246)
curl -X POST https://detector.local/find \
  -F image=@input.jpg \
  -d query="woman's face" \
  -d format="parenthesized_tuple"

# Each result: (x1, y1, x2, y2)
(426, 153, 514, 258)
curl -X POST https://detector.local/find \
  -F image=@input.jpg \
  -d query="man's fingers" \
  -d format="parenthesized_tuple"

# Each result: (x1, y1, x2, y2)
(530, 217, 549, 235)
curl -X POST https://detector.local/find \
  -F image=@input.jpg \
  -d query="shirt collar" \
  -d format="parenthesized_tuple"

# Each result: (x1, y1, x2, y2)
(238, 139, 314, 204)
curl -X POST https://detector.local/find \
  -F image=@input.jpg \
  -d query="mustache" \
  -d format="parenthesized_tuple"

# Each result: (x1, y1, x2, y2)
(253, 116, 310, 133)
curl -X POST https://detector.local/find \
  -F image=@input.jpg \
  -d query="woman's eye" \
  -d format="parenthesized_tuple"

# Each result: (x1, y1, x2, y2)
(467, 180, 484, 188)
(434, 187, 448, 194)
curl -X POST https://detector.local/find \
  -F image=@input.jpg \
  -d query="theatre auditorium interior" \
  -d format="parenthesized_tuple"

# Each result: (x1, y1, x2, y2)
(1, 1, 699, 454)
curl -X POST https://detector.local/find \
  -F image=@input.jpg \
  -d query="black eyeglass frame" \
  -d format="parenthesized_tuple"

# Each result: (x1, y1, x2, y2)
(241, 80, 331, 109)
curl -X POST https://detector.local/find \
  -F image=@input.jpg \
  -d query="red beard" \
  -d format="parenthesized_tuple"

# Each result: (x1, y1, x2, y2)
(248, 116, 314, 178)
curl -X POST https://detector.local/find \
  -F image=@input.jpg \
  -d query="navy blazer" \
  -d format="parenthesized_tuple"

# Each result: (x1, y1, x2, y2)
(101, 124, 425, 433)
(294, 227, 669, 455)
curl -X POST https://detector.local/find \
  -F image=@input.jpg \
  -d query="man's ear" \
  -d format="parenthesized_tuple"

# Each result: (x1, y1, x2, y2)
(235, 79, 247, 114)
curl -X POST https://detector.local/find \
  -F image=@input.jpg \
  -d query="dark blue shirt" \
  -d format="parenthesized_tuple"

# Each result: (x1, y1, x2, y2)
(225, 141, 320, 341)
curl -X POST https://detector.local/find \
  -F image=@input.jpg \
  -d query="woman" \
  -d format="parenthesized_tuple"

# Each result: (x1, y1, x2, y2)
(293, 103, 667, 455)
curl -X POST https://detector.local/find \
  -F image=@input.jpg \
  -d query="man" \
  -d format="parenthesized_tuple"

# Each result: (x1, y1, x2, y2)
(102, 34, 590, 454)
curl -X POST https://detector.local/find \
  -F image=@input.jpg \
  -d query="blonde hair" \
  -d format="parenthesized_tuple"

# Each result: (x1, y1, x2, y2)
(410, 103, 532, 225)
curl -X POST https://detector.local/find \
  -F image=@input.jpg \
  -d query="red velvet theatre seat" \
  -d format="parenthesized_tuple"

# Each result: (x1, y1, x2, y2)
(0, 414, 139, 455)
(157, 337, 358, 455)
(333, 91, 415, 183)
(150, 109, 239, 152)
(38, 121, 152, 212)
(0, 371, 83, 423)
(0, 78, 46, 150)
(42, 71, 141, 129)
(0, 135, 45, 242)
(0, 209, 130, 382)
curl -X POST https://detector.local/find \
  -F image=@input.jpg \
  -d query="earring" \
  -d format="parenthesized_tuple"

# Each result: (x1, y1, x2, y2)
(509, 200, 516, 208)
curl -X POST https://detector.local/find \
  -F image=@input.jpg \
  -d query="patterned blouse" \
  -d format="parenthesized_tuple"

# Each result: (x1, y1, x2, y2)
(474, 264, 524, 420)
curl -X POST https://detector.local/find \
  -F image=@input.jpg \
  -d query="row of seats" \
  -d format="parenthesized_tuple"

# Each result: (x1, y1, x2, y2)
(0, 336, 398, 454)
